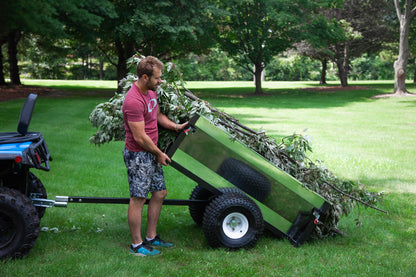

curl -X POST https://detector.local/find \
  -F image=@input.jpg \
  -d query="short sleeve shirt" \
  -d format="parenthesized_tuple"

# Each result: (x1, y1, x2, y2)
(122, 83, 159, 152)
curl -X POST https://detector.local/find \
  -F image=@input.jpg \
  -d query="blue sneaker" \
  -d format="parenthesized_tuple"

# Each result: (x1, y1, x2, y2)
(130, 244, 161, 256)
(146, 235, 174, 248)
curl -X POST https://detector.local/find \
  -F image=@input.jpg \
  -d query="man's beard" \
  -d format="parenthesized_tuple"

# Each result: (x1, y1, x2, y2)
(147, 80, 158, 91)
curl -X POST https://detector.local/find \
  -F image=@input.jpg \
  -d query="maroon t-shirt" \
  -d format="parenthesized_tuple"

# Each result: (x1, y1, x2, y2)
(122, 83, 159, 152)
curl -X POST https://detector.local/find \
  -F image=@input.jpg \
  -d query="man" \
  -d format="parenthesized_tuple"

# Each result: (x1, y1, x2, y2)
(122, 56, 187, 256)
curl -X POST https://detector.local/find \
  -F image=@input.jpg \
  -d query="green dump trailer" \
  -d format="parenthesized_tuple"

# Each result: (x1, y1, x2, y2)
(54, 113, 331, 250)
(165, 114, 331, 249)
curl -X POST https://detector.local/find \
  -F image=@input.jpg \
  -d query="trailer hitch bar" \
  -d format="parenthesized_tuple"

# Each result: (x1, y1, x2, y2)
(31, 195, 209, 208)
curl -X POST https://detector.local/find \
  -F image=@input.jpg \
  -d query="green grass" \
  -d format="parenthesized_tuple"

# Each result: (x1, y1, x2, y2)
(1, 80, 416, 276)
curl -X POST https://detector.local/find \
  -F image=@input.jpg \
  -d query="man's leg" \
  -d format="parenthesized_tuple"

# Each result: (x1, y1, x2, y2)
(128, 196, 161, 256)
(128, 197, 146, 245)
(146, 189, 167, 239)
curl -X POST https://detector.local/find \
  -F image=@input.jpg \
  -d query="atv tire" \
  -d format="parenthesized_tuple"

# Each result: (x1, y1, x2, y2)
(29, 172, 47, 218)
(0, 187, 40, 260)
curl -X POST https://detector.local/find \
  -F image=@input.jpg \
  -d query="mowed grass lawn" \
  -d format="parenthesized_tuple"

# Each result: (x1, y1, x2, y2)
(1, 80, 416, 276)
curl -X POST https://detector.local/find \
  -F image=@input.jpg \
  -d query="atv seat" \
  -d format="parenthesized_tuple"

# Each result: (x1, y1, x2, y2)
(0, 94, 51, 170)
(0, 132, 43, 144)
(0, 94, 40, 144)
(17, 93, 37, 135)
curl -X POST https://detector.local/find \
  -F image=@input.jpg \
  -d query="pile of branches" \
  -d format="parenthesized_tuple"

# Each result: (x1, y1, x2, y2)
(89, 55, 385, 239)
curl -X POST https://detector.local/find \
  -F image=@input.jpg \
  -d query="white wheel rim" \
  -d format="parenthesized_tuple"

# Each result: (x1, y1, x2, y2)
(222, 212, 249, 239)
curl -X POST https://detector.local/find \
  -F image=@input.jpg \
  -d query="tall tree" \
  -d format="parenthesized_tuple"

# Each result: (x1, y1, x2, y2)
(0, 0, 114, 85)
(332, 19, 362, 87)
(295, 15, 345, 85)
(299, 0, 396, 87)
(343, 0, 396, 86)
(215, 0, 334, 94)
(97, 0, 216, 91)
(56, 0, 116, 80)
(0, 0, 63, 85)
(393, 0, 416, 95)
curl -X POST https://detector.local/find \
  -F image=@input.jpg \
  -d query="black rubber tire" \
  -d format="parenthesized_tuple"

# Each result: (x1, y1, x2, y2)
(189, 186, 244, 225)
(28, 172, 47, 219)
(0, 187, 40, 260)
(202, 192, 264, 250)
(189, 185, 215, 226)
(217, 158, 271, 202)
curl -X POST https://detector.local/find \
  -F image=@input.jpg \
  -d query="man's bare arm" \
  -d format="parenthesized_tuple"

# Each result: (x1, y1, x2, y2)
(128, 120, 171, 165)
(157, 109, 188, 132)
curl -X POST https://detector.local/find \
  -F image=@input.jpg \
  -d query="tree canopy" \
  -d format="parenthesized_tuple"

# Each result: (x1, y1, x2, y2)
(0, 0, 115, 85)
(0, 0, 63, 85)
(0, 0, 217, 87)
(214, 0, 338, 94)
(0, 0, 414, 89)
(89, 0, 217, 90)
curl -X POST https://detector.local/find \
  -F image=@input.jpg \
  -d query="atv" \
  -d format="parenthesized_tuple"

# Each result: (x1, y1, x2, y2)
(0, 94, 51, 259)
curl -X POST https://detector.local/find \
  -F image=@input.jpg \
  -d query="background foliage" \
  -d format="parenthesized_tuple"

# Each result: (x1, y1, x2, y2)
(8, 47, 408, 82)
(2, 0, 416, 87)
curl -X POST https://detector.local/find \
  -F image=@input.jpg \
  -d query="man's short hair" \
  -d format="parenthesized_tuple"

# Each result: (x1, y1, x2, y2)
(137, 56, 164, 78)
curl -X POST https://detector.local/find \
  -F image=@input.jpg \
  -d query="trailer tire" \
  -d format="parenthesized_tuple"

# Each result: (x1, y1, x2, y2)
(0, 187, 40, 260)
(29, 172, 47, 219)
(189, 185, 215, 226)
(202, 192, 264, 250)
(217, 158, 271, 202)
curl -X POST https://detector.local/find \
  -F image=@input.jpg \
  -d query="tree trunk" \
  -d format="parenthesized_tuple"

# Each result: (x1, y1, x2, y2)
(334, 44, 349, 87)
(319, 58, 327, 85)
(413, 58, 416, 84)
(394, 59, 408, 94)
(254, 63, 264, 94)
(393, 0, 415, 95)
(99, 58, 104, 80)
(393, 16, 410, 95)
(337, 64, 348, 87)
(0, 41, 6, 86)
(342, 42, 350, 87)
(7, 30, 22, 85)
(115, 39, 130, 93)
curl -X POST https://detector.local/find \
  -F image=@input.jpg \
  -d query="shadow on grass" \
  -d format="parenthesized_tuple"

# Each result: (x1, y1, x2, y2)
(42, 87, 116, 99)
(189, 82, 405, 110)
(397, 97, 416, 107)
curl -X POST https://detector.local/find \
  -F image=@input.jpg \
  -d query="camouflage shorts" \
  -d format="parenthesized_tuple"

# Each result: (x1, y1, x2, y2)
(123, 148, 166, 198)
